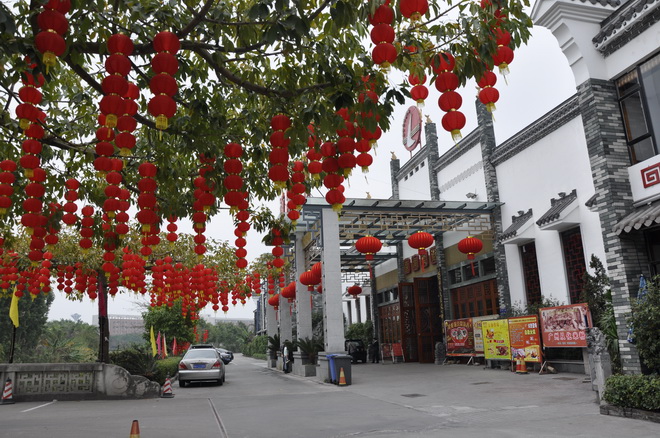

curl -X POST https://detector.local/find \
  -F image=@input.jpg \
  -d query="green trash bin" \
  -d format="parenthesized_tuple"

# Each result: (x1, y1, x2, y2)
(333, 354, 352, 385)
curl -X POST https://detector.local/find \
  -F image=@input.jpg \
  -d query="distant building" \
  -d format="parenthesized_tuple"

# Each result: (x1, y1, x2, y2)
(92, 314, 144, 335)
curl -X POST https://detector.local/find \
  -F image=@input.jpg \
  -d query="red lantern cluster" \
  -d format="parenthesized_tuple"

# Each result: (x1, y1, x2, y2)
(35, 0, 71, 72)
(336, 108, 357, 178)
(101, 34, 133, 130)
(271, 229, 285, 269)
(432, 52, 466, 142)
(223, 142, 244, 212)
(369, 1, 397, 70)
(355, 235, 382, 261)
(477, 70, 499, 113)
(306, 125, 323, 180)
(149, 31, 180, 132)
(233, 192, 250, 269)
(121, 248, 147, 293)
(268, 114, 291, 190)
(166, 215, 178, 244)
(409, 73, 429, 108)
(251, 272, 261, 295)
(286, 161, 306, 223)
(355, 76, 380, 172)
(192, 155, 216, 257)
(481, 0, 515, 76)
(0, 160, 16, 216)
(61, 178, 79, 225)
(136, 162, 159, 257)
(79, 205, 94, 252)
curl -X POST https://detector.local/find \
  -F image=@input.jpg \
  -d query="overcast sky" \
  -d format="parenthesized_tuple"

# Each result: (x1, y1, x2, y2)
(48, 23, 577, 324)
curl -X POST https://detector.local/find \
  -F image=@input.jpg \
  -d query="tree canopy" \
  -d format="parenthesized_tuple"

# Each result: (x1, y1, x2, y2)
(0, 0, 533, 315)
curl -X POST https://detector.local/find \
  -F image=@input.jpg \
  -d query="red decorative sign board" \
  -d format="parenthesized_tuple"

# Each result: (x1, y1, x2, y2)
(508, 315, 541, 363)
(445, 318, 475, 356)
(402, 105, 422, 152)
(539, 303, 592, 348)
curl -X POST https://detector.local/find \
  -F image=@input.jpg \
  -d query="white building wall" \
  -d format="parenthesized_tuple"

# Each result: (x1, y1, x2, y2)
(437, 145, 487, 203)
(398, 158, 432, 200)
(496, 116, 607, 306)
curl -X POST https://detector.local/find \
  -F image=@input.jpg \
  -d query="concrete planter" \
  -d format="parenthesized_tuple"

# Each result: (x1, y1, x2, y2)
(600, 403, 660, 423)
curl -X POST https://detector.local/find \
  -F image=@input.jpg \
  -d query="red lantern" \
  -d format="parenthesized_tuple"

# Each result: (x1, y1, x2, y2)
(408, 231, 434, 270)
(300, 270, 321, 291)
(355, 236, 382, 261)
(458, 236, 483, 275)
(268, 293, 280, 310)
(347, 285, 362, 298)
(370, 24, 395, 44)
(372, 43, 397, 69)
(400, 0, 429, 21)
(441, 111, 466, 142)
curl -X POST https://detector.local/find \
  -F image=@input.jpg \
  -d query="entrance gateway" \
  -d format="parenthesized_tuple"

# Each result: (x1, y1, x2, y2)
(295, 197, 500, 363)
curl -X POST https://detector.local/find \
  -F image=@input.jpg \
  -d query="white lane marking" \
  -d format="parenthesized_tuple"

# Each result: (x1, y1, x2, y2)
(21, 400, 57, 412)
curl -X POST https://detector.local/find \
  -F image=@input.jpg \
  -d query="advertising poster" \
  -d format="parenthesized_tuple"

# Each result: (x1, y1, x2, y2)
(445, 318, 475, 356)
(508, 316, 541, 363)
(482, 319, 511, 360)
(473, 314, 499, 357)
(539, 303, 592, 348)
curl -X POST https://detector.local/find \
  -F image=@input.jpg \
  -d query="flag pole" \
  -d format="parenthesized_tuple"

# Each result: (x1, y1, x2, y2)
(8, 326, 16, 364)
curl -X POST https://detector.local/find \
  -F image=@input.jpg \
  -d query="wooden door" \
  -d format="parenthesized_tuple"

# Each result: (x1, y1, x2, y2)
(414, 276, 442, 363)
(398, 282, 418, 362)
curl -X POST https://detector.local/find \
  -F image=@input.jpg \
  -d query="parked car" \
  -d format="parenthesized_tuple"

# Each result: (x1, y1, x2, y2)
(216, 348, 234, 364)
(178, 345, 225, 387)
(345, 339, 367, 363)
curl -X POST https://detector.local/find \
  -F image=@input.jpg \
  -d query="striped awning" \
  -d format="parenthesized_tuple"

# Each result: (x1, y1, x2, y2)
(613, 201, 660, 234)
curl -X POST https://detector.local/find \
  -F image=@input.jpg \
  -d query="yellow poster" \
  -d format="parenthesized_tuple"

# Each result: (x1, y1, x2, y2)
(482, 319, 511, 360)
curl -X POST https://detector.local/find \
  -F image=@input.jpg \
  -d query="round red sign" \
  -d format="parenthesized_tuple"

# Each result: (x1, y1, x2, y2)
(402, 106, 422, 152)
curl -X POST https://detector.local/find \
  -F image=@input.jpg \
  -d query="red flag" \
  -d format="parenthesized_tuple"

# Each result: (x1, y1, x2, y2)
(156, 331, 162, 357)
(162, 333, 167, 358)
(172, 337, 178, 356)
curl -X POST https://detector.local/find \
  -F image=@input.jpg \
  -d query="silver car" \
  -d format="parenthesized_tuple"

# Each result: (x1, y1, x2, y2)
(178, 347, 225, 387)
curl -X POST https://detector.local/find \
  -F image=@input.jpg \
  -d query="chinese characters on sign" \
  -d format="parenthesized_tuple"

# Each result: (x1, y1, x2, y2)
(445, 319, 475, 356)
(508, 315, 541, 363)
(539, 303, 592, 348)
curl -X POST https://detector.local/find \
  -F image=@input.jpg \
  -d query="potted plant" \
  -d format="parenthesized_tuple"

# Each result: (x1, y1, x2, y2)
(296, 337, 323, 365)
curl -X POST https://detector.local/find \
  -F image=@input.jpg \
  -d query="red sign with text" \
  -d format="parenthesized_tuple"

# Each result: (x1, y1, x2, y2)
(508, 315, 542, 363)
(539, 303, 592, 348)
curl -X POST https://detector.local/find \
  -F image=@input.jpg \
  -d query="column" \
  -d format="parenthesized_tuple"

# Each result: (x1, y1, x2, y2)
(295, 232, 312, 342)
(321, 207, 345, 352)
(279, 293, 293, 346)
(355, 297, 362, 324)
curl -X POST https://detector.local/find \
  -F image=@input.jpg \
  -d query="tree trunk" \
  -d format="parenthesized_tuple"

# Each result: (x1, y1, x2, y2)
(97, 272, 110, 363)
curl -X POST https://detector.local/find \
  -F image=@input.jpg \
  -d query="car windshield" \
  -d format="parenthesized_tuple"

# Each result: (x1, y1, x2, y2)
(184, 350, 217, 359)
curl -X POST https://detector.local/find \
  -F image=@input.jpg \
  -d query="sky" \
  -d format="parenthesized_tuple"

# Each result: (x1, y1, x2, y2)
(47, 20, 577, 324)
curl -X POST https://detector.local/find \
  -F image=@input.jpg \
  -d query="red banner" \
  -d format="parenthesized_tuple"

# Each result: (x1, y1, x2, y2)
(445, 318, 475, 356)
(509, 315, 541, 363)
(539, 303, 592, 348)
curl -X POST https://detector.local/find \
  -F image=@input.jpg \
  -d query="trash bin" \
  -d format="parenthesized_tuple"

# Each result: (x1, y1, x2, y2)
(326, 354, 337, 383)
(333, 354, 352, 386)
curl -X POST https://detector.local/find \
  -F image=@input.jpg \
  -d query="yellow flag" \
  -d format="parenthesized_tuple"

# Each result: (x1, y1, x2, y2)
(9, 290, 19, 328)
(150, 326, 157, 356)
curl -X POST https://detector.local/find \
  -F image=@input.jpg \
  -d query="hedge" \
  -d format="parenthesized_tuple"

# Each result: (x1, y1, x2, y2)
(603, 374, 660, 411)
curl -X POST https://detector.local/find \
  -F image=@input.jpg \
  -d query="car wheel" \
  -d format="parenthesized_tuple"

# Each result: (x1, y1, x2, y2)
(179, 380, 186, 388)
(217, 376, 224, 386)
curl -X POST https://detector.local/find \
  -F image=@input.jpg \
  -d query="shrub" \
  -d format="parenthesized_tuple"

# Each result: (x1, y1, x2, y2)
(603, 374, 660, 411)
(154, 356, 181, 385)
(345, 321, 373, 347)
(629, 277, 660, 374)
(243, 335, 268, 359)
(109, 344, 181, 385)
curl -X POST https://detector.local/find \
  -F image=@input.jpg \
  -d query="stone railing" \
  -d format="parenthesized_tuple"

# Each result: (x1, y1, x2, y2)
(0, 363, 161, 402)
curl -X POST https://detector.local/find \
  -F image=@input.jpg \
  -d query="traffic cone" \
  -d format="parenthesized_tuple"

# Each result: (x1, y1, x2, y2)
(515, 358, 529, 374)
(161, 374, 174, 398)
(129, 420, 140, 438)
(1, 378, 14, 405)
(338, 367, 347, 386)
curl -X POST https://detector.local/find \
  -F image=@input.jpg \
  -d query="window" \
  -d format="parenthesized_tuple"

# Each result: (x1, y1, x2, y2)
(520, 242, 542, 306)
(560, 227, 586, 304)
(617, 52, 660, 164)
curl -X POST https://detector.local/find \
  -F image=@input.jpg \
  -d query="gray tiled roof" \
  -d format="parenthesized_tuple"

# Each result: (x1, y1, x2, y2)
(499, 209, 533, 241)
(536, 189, 578, 227)
(613, 201, 660, 234)
(594, 0, 659, 50)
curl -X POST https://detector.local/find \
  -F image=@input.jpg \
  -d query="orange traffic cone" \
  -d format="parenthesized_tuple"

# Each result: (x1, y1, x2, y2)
(338, 367, 347, 386)
(161, 374, 174, 398)
(1, 378, 14, 405)
(515, 358, 529, 374)
(129, 420, 140, 438)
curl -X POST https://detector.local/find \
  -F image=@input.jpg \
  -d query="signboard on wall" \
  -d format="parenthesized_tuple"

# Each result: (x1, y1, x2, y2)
(402, 105, 422, 152)
(482, 319, 511, 360)
(539, 303, 592, 348)
(508, 315, 542, 363)
(445, 318, 475, 356)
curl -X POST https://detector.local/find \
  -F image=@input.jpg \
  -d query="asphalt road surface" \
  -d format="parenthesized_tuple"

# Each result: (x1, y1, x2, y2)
(1, 354, 658, 437)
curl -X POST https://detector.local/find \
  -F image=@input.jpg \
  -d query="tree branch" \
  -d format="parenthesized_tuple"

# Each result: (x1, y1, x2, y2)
(178, 0, 217, 39)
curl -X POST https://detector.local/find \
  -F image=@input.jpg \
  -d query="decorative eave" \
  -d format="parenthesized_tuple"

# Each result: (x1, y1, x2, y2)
(532, 0, 619, 30)
(593, 0, 660, 54)
(613, 200, 660, 234)
(499, 209, 535, 244)
(536, 189, 580, 230)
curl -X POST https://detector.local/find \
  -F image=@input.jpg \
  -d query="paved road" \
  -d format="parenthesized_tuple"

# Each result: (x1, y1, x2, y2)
(1, 355, 658, 437)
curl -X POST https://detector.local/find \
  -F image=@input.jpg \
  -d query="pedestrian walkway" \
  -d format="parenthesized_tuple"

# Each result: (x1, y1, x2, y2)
(275, 360, 660, 437)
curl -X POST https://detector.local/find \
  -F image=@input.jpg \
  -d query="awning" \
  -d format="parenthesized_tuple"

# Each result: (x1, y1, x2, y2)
(613, 201, 660, 234)
(499, 209, 533, 243)
(536, 189, 578, 230)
